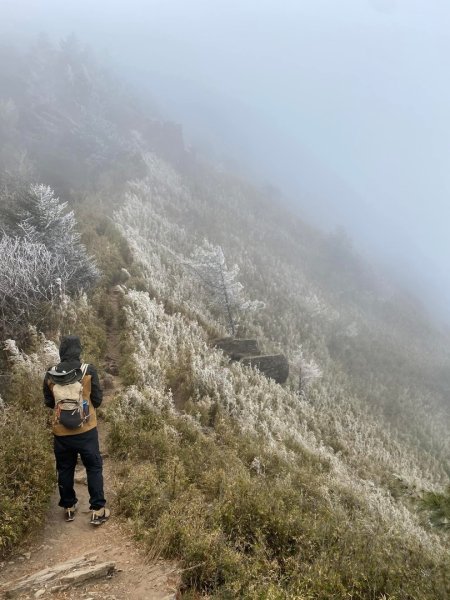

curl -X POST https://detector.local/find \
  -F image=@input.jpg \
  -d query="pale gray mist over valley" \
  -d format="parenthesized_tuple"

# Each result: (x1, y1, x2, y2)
(3, 0, 450, 319)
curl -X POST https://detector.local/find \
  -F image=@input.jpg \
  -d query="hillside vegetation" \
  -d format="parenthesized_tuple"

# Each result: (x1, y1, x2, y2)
(0, 40, 449, 598)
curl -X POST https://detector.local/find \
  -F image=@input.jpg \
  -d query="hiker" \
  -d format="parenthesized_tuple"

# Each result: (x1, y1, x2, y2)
(43, 335, 110, 525)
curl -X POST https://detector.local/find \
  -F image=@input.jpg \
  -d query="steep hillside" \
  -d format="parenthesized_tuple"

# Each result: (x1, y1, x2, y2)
(0, 40, 449, 598)
(103, 155, 450, 597)
(116, 156, 450, 488)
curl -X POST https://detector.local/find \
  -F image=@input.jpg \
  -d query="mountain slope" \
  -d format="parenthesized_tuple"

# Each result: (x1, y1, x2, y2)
(0, 39, 449, 598)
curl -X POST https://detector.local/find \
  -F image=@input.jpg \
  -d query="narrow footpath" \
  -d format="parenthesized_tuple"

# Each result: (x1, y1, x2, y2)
(1, 290, 179, 600)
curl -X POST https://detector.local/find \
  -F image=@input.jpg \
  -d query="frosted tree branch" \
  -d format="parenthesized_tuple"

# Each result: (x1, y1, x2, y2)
(184, 240, 264, 335)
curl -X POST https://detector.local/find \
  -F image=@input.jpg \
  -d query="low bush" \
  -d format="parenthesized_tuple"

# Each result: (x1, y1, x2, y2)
(0, 337, 57, 557)
(0, 406, 54, 556)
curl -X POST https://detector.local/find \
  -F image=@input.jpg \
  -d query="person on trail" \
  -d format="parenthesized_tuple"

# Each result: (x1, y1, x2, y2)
(43, 335, 110, 526)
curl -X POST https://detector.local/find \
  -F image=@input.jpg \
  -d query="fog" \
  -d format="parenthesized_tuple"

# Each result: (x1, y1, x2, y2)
(3, 0, 450, 319)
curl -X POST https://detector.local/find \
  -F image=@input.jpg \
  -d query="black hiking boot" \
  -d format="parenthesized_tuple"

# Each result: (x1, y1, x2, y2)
(90, 507, 110, 526)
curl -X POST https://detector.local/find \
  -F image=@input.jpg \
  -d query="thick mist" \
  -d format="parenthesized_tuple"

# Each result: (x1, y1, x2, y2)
(3, 0, 450, 319)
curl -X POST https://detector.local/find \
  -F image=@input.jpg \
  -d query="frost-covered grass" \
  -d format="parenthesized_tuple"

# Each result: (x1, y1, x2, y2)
(107, 289, 450, 598)
(114, 157, 449, 493)
(105, 153, 450, 595)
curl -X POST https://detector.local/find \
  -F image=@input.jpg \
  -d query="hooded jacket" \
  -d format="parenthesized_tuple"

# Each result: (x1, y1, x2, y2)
(43, 335, 103, 436)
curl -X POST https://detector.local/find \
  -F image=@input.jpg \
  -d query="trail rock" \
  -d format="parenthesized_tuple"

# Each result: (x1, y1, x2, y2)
(59, 562, 116, 586)
(48, 584, 68, 593)
(3, 555, 116, 598)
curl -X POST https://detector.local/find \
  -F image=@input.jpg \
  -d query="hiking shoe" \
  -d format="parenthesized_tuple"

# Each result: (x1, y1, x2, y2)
(64, 503, 77, 522)
(90, 507, 110, 526)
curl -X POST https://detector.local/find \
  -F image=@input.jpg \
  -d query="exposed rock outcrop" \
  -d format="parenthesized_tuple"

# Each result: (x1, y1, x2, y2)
(213, 338, 261, 360)
(241, 354, 289, 384)
(213, 338, 289, 384)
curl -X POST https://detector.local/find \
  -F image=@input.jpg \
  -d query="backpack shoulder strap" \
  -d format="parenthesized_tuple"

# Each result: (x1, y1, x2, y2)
(81, 363, 89, 378)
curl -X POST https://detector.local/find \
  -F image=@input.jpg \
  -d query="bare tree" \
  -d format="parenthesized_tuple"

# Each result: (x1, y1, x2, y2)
(291, 345, 322, 394)
(185, 240, 263, 335)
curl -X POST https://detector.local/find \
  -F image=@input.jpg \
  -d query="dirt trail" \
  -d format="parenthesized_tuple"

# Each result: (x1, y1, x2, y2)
(1, 290, 179, 600)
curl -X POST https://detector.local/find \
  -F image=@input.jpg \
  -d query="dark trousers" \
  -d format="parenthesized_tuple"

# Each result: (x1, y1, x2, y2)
(54, 428, 106, 510)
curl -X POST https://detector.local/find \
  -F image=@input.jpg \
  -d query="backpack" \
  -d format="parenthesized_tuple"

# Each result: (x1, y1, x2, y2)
(47, 363, 90, 429)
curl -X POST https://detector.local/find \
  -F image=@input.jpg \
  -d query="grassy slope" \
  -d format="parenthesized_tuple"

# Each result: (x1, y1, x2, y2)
(116, 157, 450, 490)
(99, 155, 450, 597)
(105, 283, 449, 598)
(1, 40, 449, 596)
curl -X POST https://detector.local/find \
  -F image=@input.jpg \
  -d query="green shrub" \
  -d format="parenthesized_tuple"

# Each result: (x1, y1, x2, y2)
(0, 369, 54, 557)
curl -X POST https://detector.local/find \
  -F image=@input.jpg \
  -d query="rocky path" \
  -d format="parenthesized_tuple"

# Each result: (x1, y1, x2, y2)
(1, 290, 180, 600)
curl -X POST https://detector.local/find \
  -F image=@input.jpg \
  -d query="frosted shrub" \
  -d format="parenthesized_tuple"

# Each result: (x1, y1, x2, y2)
(189, 351, 235, 407)
(291, 345, 323, 392)
(110, 385, 174, 420)
(303, 291, 339, 322)
(122, 289, 209, 390)
(115, 182, 224, 332)
(0, 236, 60, 331)
(3, 331, 59, 383)
(16, 184, 99, 292)
(0, 183, 99, 333)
